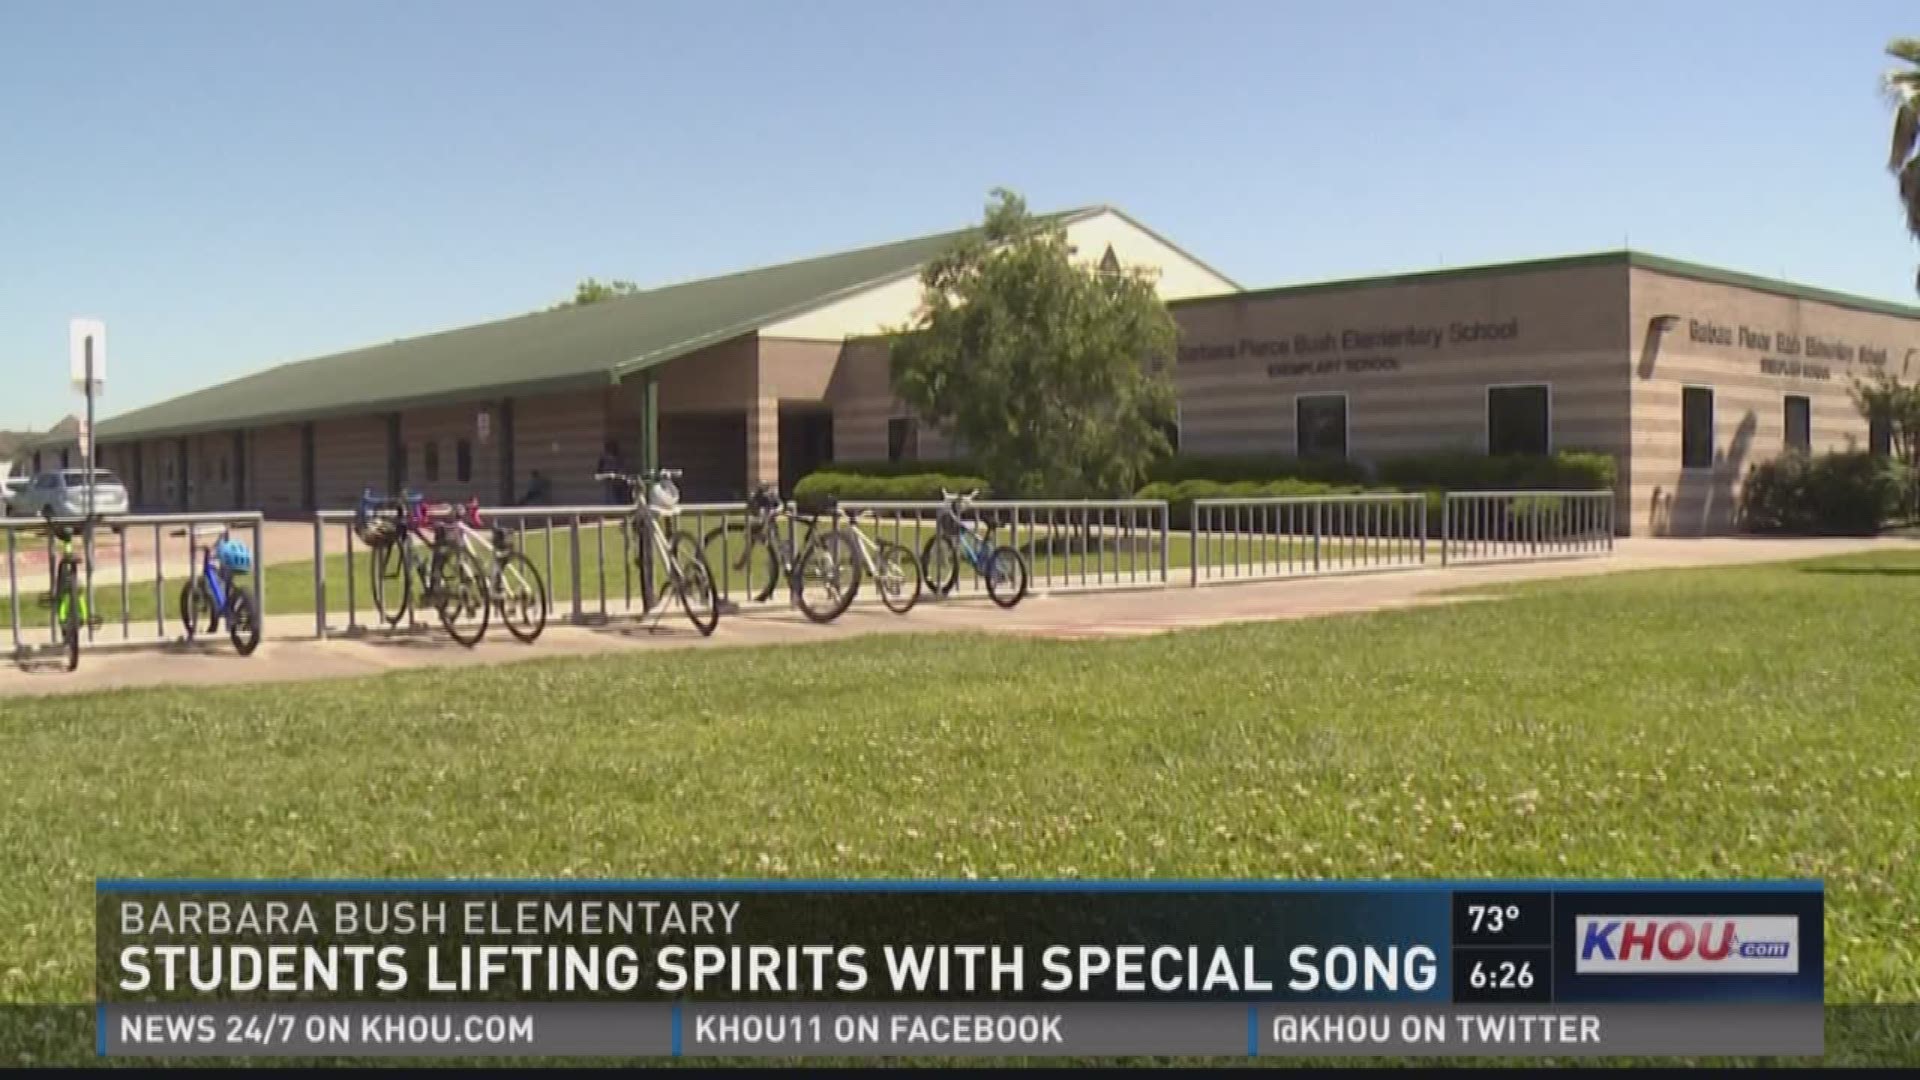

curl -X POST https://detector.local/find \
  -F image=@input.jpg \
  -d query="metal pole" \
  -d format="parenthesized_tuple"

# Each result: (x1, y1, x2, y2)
(568, 515, 582, 623)
(312, 513, 327, 640)
(1440, 495, 1450, 567)
(118, 524, 128, 638)
(253, 518, 266, 641)
(6, 527, 18, 655)
(345, 520, 357, 633)
(153, 523, 164, 639)
(1181, 503, 1192, 587)
(1418, 496, 1428, 565)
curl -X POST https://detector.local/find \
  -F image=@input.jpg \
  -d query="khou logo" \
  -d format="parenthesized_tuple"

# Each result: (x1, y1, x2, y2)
(1575, 916, 1799, 974)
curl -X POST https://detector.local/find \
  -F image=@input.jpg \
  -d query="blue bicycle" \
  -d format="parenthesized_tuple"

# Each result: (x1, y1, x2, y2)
(179, 524, 261, 655)
(920, 488, 1029, 608)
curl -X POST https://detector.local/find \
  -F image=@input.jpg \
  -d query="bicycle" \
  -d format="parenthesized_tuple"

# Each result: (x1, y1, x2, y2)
(920, 488, 1029, 608)
(796, 499, 923, 623)
(37, 507, 95, 671)
(700, 484, 816, 603)
(356, 490, 492, 647)
(700, 485, 880, 623)
(595, 468, 720, 636)
(449, 499, 548, 644)
(179, 524, 261, 656)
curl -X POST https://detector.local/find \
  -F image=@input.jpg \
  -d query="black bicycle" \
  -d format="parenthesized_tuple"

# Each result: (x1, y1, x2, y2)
(38, 507, 95, 671)
(701, 485, 815, 603)
(358, 490, 492, 647)
(703, 485, 917, 623)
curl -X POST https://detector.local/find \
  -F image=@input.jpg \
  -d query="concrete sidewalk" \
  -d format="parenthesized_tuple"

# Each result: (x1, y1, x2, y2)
(5, 536, 1915, 698)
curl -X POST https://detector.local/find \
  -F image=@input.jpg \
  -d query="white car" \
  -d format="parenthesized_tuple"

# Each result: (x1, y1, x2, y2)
(8, 469, 131, 518)
(2, 473, 31, 516)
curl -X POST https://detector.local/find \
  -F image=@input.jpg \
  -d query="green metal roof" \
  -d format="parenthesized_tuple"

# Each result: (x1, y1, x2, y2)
(99, 208, 1103, 441)
(1171, 249, 1920, 320)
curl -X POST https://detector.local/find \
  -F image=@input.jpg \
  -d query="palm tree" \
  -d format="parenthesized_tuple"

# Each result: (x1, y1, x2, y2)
(1889, 38, 1920, 291)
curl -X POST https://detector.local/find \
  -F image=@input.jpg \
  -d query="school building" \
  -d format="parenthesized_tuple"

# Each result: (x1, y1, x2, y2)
(91, 207, 1920, 535)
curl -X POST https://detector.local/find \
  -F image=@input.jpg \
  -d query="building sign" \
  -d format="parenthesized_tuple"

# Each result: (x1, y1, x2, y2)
(1177, 320, 1521, 379)
(1684, 319, 1894, 383)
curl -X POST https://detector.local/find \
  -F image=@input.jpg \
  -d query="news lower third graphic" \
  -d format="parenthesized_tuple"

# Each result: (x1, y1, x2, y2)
(94, 880, 1824, 1059)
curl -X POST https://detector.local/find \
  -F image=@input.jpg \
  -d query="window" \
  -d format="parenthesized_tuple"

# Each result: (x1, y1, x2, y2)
(423, 442, 440, 483)
(1682, 387, 1715, 470)
(1871, 412, 1894, 457)
(886, 418, 919, 463)
(1487, 385, 1550, 456)
(1784, 395, 1811, 453)
(456, 439, 472, 482)
(1295, 394, 1348, 459)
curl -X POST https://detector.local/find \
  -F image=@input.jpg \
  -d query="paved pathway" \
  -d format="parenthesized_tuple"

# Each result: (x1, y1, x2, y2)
(4, 536, 1915, 698)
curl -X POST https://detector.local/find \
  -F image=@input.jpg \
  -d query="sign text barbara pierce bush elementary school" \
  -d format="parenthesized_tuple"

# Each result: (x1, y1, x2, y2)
(1176, 319, 1523, 378)
(93, 881, 1825, 1059)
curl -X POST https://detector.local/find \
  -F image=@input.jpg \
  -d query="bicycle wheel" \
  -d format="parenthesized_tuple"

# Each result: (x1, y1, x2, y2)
(370, 540, 410, 626)
(920, 534, 959, 596)
(179, 579, 216, 641)
(794, 529, 859, 624)
(430, 546, 491, 647)
(670, 532, 721, 637)
(985, 545, 1029, 609)
(702, 522, 779, 602)
(494, 551, 548, 644)
(226, 586, 261, 656)
(874, 540, 922, 615)
(58, 572, 80, 672)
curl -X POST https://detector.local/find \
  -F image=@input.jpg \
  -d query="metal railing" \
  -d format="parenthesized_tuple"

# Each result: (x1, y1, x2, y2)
(835, 499, 1173, 595)
(311, 501, 752, 639)
(1440, 491, 1615, 565)
(3, 511, 266, 658)
(1189, 494, 1428, 585)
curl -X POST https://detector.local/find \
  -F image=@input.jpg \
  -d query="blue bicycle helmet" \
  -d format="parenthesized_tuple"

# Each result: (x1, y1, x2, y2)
(215, 537, 253, 573)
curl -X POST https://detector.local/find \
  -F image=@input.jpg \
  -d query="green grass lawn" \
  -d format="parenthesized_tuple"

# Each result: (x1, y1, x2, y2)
(3, 552, 1916, 1063)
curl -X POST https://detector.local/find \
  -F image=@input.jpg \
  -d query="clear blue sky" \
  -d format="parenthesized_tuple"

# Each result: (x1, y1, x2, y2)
(2, 0, 1915, 428)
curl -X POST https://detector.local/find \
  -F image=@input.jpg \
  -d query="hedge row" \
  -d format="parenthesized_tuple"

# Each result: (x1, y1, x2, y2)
(1376, 450, 1615, 492)
(1142, 453, 1372, 486)
(791, 470, 989, 510)
(1740, 451, 1908, 536)
(1136, 478, 1375, 530)
(813, 451, 1616, 493)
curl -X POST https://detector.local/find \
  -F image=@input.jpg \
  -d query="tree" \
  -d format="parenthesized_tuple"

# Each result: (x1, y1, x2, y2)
(1852, 368, 1920, 463)
(1888, 37, 1920, 292)
(889, 189, 1179, 497)
(551, 277, 642, 310)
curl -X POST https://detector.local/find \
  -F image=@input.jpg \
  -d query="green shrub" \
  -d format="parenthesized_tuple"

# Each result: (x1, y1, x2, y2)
(1136, 478, 1371, 529)
(1740, 451, 1905, 536)
(799, 458, 978, 480)
(791, 471, 989, 511)
(1143, 453, 1371, 486)
(1376, 450, 1616, 492)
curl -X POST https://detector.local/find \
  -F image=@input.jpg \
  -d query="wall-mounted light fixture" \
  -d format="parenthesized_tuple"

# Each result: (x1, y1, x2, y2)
(1650, 314, 1682, 333)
